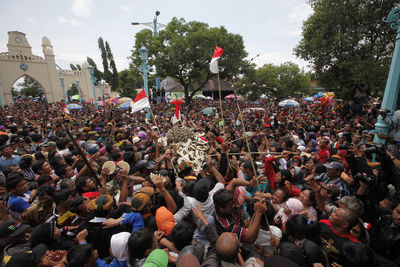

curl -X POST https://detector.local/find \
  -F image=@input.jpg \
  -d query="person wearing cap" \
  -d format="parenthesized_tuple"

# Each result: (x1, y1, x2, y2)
(42, 141, 57, 153)
(4, 243, 53, 267)
(321, 161, 349, 198)
(309, 180, 340, 218)
(0, 220, 30, 252)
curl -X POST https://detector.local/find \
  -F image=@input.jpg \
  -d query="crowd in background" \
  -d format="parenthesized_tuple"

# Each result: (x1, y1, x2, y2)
(0, 94, 398, 267)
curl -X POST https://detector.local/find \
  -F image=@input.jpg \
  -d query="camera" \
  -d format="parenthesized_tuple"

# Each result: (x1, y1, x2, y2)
(353, 172, 375, 185)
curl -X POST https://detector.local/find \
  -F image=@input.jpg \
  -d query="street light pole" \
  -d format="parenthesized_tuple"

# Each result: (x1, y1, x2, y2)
(132, 11, 165, 102)
(98, 80, 104, 102)
(139, 46, 151, 119)
(374, 7, 400, 144)
(60, 77, 67, 104)
(88, 65, 98, 110)
(76, 80, 82, 103)
(0, 82, 4, 109)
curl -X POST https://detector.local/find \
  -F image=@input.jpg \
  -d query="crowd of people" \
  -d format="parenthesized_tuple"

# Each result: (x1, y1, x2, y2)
(0, 95, 399, 267)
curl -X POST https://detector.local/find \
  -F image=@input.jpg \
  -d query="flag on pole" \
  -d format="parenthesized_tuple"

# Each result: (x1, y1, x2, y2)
(131, 88, 150, 113)
(209, 46, 224, 74)
(62, 102, 70, 115)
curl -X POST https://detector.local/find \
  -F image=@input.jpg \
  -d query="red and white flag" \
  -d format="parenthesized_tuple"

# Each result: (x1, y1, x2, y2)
(209, 46, 224, 74)
(131, 88, 150, 113)
(62, 102, 70, 115)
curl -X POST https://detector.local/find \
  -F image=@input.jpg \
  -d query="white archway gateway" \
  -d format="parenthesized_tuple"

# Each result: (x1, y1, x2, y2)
(0, 31, 111, 105)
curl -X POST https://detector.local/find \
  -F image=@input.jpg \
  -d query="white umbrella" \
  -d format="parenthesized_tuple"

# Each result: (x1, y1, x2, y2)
(278, 99, 300, 107)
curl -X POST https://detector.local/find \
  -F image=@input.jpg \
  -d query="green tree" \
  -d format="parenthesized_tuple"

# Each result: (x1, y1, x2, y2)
(98, 37, 111, 83)
(130, 17, 248, 102)
(294, 0, 398, 98)
(87, 57, 103, 82)
(237, 62, 311, 100)
(118, 69, 140, 98)
(105, 41, 119, 90)
(18, 76, 42, 97)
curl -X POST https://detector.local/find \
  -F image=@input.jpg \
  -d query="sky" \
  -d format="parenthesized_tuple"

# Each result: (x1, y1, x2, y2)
(0, 0, 313, 74)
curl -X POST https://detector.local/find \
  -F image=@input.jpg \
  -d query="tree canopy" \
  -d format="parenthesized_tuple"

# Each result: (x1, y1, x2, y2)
(130, 17, 248, 102)
(295, 0, 398, 98)
(117, 69, 141, 99)
(236, 62, 311, 100)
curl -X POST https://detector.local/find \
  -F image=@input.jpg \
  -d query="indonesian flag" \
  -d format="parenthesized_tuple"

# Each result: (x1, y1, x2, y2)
(131, 88, 150, 113)
(62, 102, 70, 115)
(209, 46, 224, 74)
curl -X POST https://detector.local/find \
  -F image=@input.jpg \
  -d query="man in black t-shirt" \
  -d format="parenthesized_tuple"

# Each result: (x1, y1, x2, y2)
(320, 207, 360, 264)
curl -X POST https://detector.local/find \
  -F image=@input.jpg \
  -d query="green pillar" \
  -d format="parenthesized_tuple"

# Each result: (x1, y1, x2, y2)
(374, 7, 400, 144)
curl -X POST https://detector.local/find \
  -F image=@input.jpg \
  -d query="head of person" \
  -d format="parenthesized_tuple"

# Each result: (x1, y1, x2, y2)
(192, 179, 211, 203)
(37, 174, 53, 187)
(299, 189, 316, 208)
(86, 194, 114, 218)
(128, 228, 156, 265)
(279, 241, 303, 265)
(130, 187, 154, 215)
(66, 244, 98, 267)
(213, 189, 234, 215)
(323, 161, 344, 180)
(6, 173, 28, 196)
(53, 189, 73, 208)
(299, 239, 328, 267)
(30, 221, 61, 247)
(19, 155, 34, 171)
(69, 196, 88, 216)
(110, 232, 131, 262)
(75, 176, 96, 194)
(5, 244, 47, 267)
(337, 196, 364, 217)
(285, 214, 320, 242)
(0, 220, 30, 244)
(272, 188, 289, 204)
(0, 144, 13, 158)
(328, 208, 358, 232)
(32, 160, 52, 175)
(340, 241, 375, 267)
(392, 201, 400, 227)
(318, 138, 329, 149)
(60, 178, 76, 194)
(216, 232, 240, 263)
(242, 160, 255, 179)
(37, 185, 54, 208)
(172, 221, 194, 251)
(56, 138, 69, 150)
(320, 183, 340, 201)
(55, 164, 74, 179)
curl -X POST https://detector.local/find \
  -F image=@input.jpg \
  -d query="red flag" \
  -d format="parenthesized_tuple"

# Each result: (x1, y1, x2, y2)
(62, 102, 70, 115)
(210, 46, 224, 74)
(131, 88, 150, 113)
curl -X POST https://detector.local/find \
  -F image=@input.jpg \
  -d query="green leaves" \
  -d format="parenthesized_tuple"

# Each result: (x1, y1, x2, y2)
(130, 17, 247, 101)
(295, 0, 398, 98)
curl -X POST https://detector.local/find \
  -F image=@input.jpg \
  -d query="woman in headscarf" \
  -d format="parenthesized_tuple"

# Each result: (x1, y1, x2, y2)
(274, 198, 304, 227)
(95, 231, 131, 267)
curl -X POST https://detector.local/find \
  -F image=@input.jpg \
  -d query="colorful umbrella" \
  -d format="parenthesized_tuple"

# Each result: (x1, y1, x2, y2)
(195, 94, 206, 99)
(225, 94, 243, 100)
(278, 99, 300, 107)
(201, 107, 215, 115)
(118, 97, 133, 104)
(205, 96, 213, 100)
(67, 104, 83, 109)
(243, 107, 265, 113)
(118, 101, 133, 109)
(304, 97, 314, 102)
(71, 95, 80, 100)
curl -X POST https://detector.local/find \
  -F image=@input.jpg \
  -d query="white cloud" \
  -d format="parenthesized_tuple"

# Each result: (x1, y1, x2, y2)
(71, 0, 93, 18)
(58, 16, 81, 26)
(287, 3, 313, 23)
(27, 17, 36, 24)
(283, 29, 302, 37)
(120, 5, 131, 12)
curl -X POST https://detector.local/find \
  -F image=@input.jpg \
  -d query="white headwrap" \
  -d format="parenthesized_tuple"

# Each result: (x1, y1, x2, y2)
(111, 231, 131, 261)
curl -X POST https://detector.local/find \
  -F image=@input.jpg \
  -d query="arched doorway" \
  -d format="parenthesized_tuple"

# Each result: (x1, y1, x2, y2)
(11, 75, 46, 103)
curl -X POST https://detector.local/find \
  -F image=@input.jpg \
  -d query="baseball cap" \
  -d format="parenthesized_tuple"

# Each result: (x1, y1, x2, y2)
(321, 183, 340, 197)
(0, 220, 30, 239)
(323, 161, 344, 172)
(5, 244, 47, 267)
(42, 141, 56, 147)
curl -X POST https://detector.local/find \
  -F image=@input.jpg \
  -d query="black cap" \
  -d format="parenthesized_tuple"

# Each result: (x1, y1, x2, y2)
(5, 244, 47, 267)
(0, 220, 30, 239)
